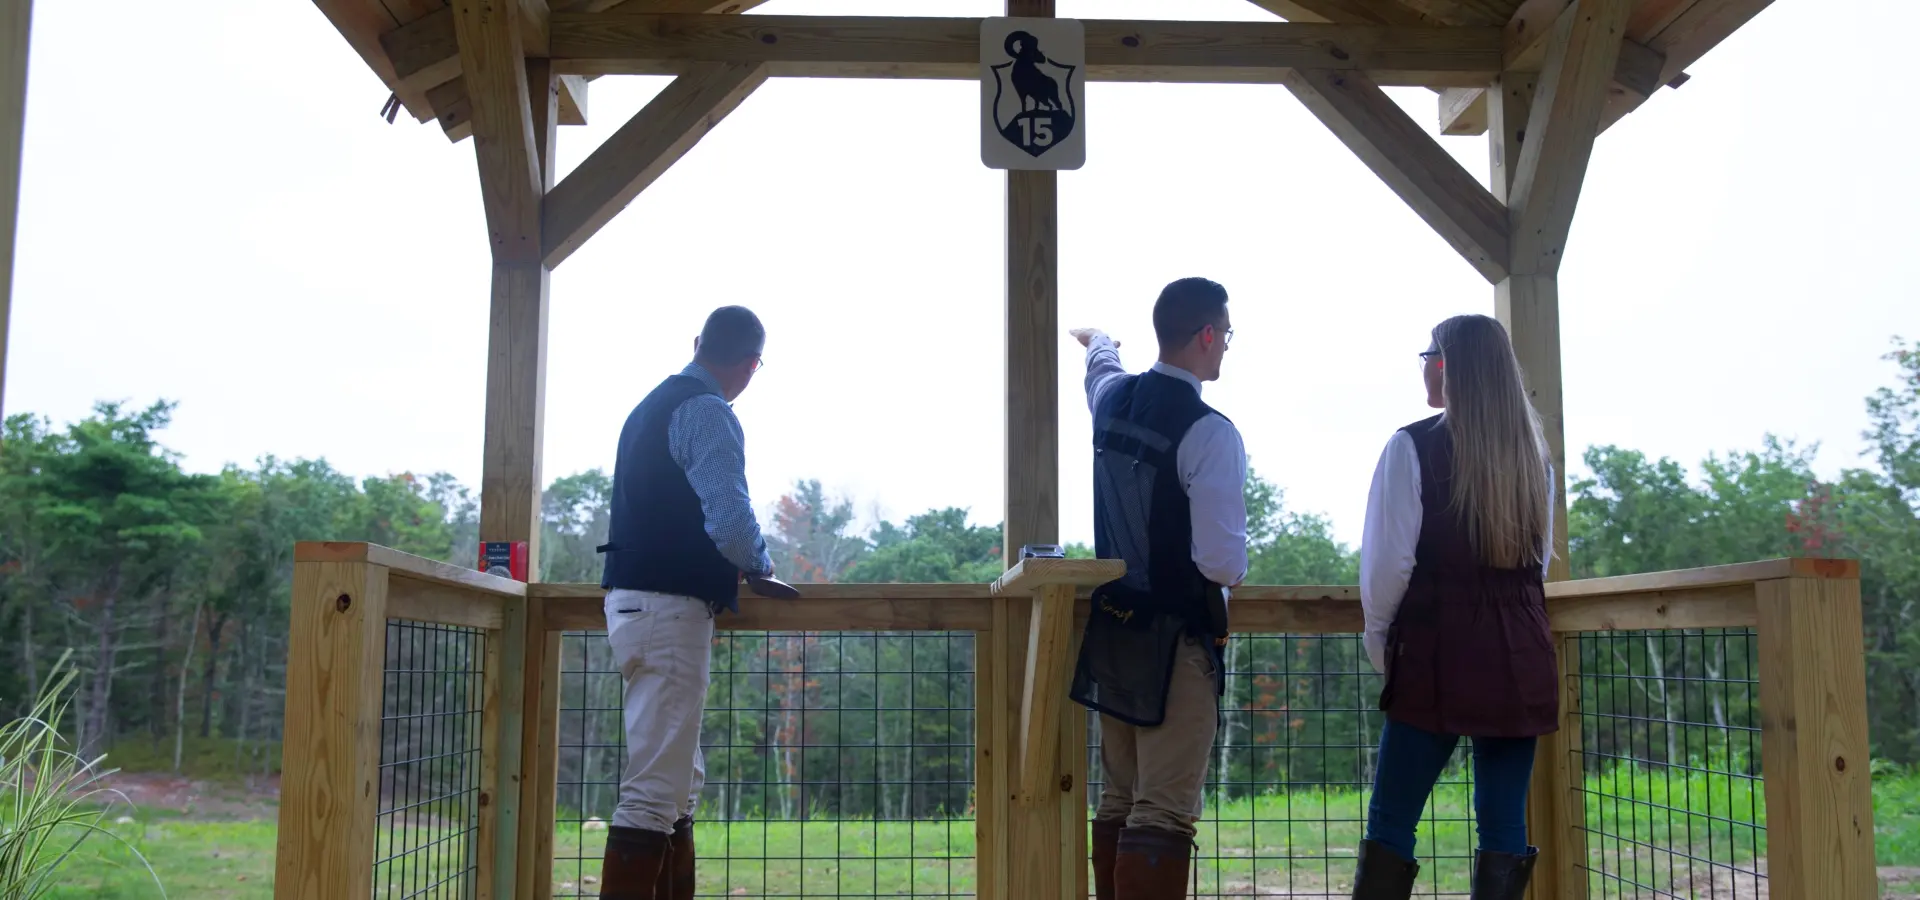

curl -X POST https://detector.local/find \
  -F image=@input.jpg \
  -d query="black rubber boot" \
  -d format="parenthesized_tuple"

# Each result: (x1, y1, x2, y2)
(599, 825, 670, 900)
(1349, 839, 1419, 900)
(1470, 847, 1538, 900)
(661, 816, 695, 900)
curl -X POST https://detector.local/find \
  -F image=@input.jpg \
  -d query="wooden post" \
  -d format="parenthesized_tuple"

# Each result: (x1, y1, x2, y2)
(1490, 3, 1630, 896)
(0, 0, 29, 422)
(981, 1, 1075, 895)
(1755, 573, 1877, 900)
(273, 561, 391, 900)
(516, 602, 563, 899)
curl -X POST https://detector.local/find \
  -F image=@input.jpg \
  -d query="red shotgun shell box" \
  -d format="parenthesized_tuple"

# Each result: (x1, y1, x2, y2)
(479, 541, 529, 582)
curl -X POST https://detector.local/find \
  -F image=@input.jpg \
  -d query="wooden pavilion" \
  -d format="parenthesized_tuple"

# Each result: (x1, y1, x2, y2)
(0, 0, 1869, 898)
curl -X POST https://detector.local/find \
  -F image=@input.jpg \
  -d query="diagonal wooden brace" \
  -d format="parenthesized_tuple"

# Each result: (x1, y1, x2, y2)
(991, 557, 1125, 804)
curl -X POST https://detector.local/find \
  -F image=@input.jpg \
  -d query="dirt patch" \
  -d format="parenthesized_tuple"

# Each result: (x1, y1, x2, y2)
(1883, 866, 1920, 900)
(98, 771, 280, 821)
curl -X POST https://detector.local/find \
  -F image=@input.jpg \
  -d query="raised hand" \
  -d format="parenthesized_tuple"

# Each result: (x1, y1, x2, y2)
(1070, 328, 1119, 349)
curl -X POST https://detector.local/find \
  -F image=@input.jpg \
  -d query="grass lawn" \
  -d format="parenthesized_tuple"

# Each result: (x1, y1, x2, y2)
(28, 767, 1920, 898)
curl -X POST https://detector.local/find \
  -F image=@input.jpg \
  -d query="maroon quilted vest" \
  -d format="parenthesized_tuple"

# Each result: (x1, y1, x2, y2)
(1378, 414, 1559, 738)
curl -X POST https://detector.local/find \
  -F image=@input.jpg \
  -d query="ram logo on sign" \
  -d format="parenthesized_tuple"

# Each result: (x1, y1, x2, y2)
(981, 17, 1085, 171)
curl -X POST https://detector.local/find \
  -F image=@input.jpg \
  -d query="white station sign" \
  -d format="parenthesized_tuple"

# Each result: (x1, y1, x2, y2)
(980, 17, 1086, 171)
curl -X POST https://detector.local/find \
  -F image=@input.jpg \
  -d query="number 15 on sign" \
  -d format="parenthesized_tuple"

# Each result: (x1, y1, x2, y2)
(980, 17, 1086, 171)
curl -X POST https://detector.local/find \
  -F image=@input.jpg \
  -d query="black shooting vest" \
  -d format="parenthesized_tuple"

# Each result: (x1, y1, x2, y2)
(1070, 369, 1230, 727)
(597, 373, 742, 614)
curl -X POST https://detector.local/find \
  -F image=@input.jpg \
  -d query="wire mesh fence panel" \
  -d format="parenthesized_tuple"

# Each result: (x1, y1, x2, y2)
(375, 620, 489, 900)
(550, 629, 978, 898)
(1571, 628, 1766, 899)
(1087, 633, 1476, 899)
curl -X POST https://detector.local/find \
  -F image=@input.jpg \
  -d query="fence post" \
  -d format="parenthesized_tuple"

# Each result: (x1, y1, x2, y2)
(516, 598, 563, 899)
(478, 594, 528, 899)
(273, 560, 390, 900)
(1755, 568, 1876, 899)
(1526, 635, 1585, 900)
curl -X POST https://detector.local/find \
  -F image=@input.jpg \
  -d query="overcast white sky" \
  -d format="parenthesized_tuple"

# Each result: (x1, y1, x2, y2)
(8, 0, 1916, 547)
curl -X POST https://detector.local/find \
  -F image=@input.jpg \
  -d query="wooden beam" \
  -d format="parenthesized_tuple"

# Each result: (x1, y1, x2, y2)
(312, 0, 440, 122)
(386, 578, 508, 630)
(0, 0, 27, 425)
(515, 600, 562, 899)
(1756, 574, 1877, 900)
(1285, 67, 1510, 283)
(1437, 0, 1664, 136)
(547, 14, 1502, 86)
(273, 560, 390, 900)
(561, 0, 774, 12)
(454, 0, 545, 262)
(1017, 582, 1077, 804)
(1245, 0, 1436, 25)
(1599, 0, 1775, 131)
(296, 541, 529, 596)
(557, 73, 589, 125)
(1506, 0, 1629, 276)
(540, 61, 766, 268)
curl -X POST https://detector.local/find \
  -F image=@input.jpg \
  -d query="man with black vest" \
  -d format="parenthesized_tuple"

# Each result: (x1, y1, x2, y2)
(1070, 277, 1250, 900)
(595, 305, 796, 900)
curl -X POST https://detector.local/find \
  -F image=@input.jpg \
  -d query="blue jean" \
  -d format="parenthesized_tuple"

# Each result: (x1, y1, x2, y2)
(1364, 719, 1536, 860)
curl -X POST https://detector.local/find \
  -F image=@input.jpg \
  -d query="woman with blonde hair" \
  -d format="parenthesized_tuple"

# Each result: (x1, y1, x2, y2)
(1351, 314, 1559, 900)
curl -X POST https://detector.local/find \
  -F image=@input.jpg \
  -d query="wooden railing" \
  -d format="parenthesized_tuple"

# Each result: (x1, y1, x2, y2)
(273, 544, 1876, 899)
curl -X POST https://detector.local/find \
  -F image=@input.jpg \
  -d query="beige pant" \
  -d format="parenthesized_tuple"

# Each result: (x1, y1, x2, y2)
(1094, 636, 1220, 837)
(605, 590, 714, 834)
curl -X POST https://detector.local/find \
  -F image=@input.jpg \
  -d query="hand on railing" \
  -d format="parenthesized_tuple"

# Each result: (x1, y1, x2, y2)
(745, 573, 800, 600)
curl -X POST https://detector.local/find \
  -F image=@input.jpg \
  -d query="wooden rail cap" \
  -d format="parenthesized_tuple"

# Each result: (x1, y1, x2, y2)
(991, 557, 1124, 597)
(295, 541, 527, 599)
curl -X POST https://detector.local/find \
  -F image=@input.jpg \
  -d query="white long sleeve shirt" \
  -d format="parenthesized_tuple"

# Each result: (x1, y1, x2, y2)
(1358, 429, 1554, 674)
(1083, 334, 1250, 593)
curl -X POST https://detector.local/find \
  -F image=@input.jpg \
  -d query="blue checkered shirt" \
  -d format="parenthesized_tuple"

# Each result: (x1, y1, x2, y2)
(669, 364, 775, 578)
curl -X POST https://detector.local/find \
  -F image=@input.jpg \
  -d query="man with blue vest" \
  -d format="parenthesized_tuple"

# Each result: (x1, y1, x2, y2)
(1070, 277, 1250, 900)
(595, 305, 796, 900)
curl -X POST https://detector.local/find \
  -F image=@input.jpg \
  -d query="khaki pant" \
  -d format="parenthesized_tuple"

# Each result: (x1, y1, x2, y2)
(1094, 636, 1220, 837)
(605, 590, 714, 834)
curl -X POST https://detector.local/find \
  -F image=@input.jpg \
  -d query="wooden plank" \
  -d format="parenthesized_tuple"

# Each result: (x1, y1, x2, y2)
(531, 581, 995, 600)
(381, 6, 461, 98)
(1525, 634, 1585, 900)
(1246, 0, 1437, 25)
(1018, 583, 1077, 804)
(1756, 575, 1877, 900)
(1598, 0, 1774, 132)
(541, 61, 766, 267)
(1505, 0, 1629, 276)
(428, 76, 474, 141)
(312, 0, 441, 121)
(1284, 67, 1510, 283)
(455, 0, 544, 263)
(387, 577, 508, 630)
(1547, 582, 1755, 632)
(273, 561, 389, 900)
(1438, 0, 1663, 139)
(486, 595, 528, 899)
(296, 541, 527, 597)
(0, 0, 26, 424)
(1005, 165, 1057, 565)
(976, 597, 1012, 900)
(548, 14, 1503, 86)
(1495, 275, 1568, 580)
(557, 72, 589, 125)
(517, 600, 563, 899)
(539, 594, 998, 632)
(990, 558, 1124, 596)
(1545, 557, 1857, 598)
(474, 599, 504, 900)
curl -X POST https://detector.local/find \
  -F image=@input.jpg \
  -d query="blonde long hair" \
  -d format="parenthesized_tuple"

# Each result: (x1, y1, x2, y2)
(1433, 315, 1552, 570)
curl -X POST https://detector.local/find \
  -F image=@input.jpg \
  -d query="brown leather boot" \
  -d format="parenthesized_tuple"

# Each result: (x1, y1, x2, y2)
(665, 816, 696, 900)
(599, 825, 670, 900)
(1091, 817, 1125, 900)
(1114, 826, 1192, 900)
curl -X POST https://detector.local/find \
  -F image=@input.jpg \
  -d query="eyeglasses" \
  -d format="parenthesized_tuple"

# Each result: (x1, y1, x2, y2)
(1418, 350, 1441, 361)
(1193, 324, 1234, 348)
(750, 356, 765, 372)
